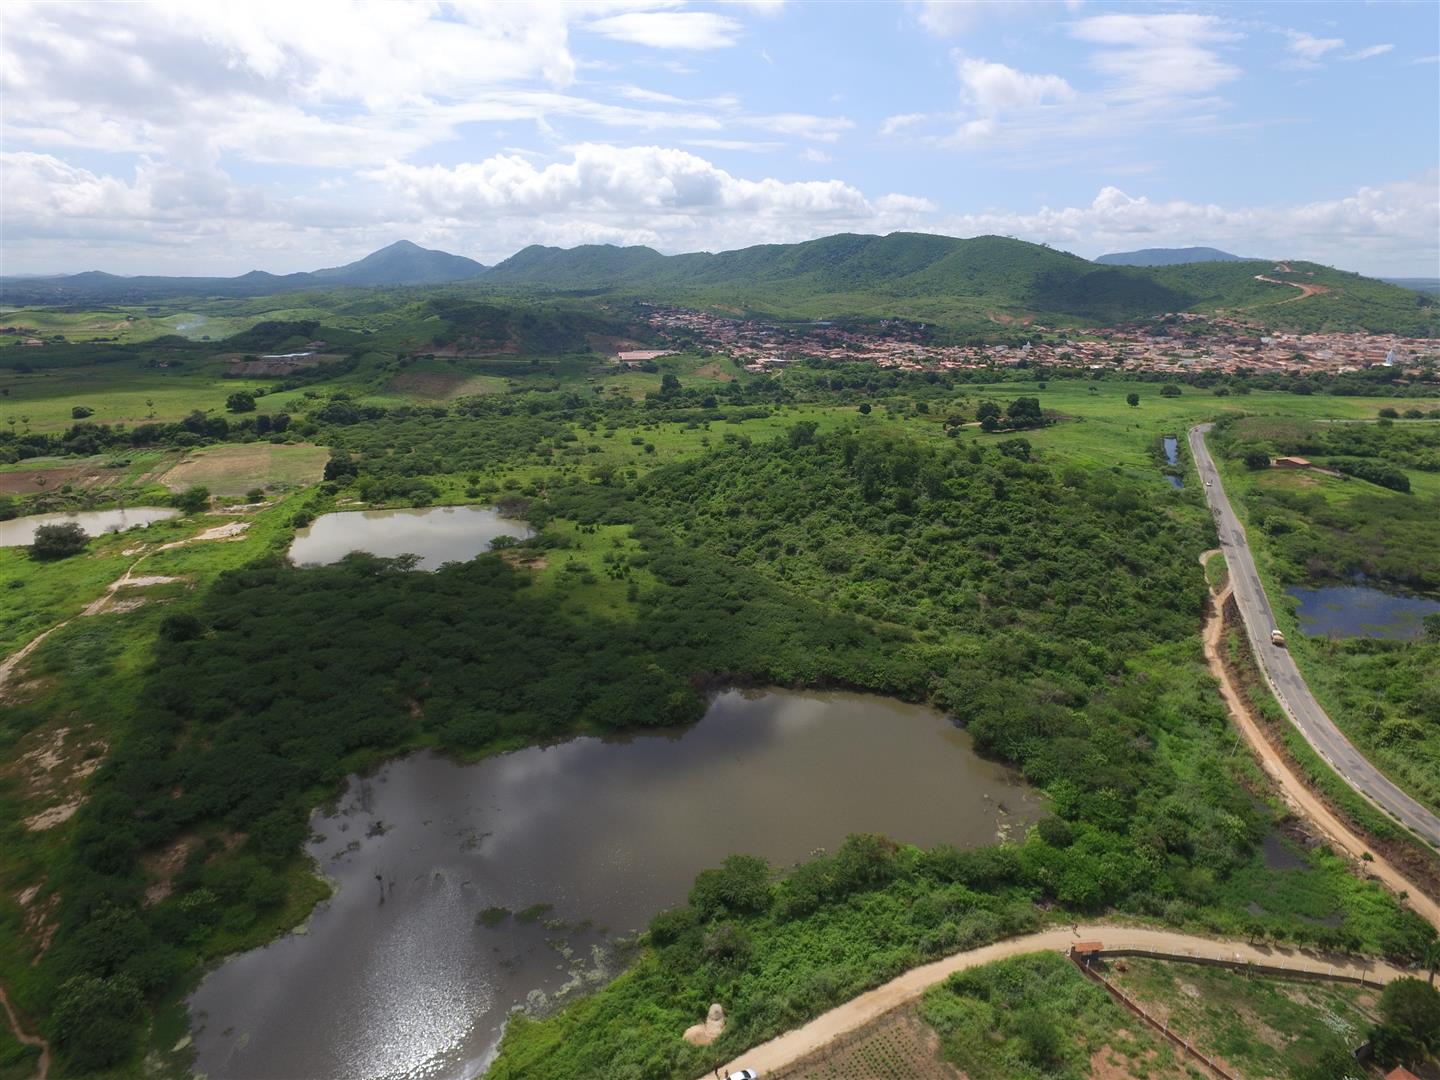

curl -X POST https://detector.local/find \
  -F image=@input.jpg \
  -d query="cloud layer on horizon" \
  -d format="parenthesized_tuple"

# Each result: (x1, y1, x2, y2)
(1, 0, 1435, 276)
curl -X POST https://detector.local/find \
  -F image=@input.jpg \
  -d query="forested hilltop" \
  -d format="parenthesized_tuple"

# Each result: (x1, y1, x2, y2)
(4, 232, 1434, 337)
(479, 233, 1437, 336)
(3, 323, 1438, 1078)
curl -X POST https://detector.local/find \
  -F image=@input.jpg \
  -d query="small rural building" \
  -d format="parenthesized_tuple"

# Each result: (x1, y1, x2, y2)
(1071, 941, 1104, 958)
(1273, 456, 1312, 469)
(1384, 1068, 1421, 1080)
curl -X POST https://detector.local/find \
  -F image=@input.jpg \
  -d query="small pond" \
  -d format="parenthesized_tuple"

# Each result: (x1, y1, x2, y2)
(0, 507, 179, 547)
(187, 689, 1043, 1080)
(1287, 584, 1440, 642)
(1162, 435, 1184, 488)
(289, 505, 531, 571)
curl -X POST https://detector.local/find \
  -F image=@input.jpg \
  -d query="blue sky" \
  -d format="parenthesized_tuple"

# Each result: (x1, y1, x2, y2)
(2, 1, 1436, 276)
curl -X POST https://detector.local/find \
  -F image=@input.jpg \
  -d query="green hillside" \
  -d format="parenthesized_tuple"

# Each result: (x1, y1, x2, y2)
(478, 233, 1438, 336)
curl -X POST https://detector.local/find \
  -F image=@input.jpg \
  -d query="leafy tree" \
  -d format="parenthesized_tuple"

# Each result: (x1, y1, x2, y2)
(30, 521, 89, 561)
(858, 402, 872, 415)
(324, 455, 358, 481)
(50, 974, 143, 1072)
(1378, 407, 1400, 419)
(788, 420, 819, 447)
(226, 390, 257, 413)
(659, 372, 681, 396)
(172, 485, 210, 513)
(976, 400, 1001, 425)
(1290, 1039, 1362, 1080)
(158, 612, 204, 642)
(1424, 612, 1440, 641)
(71, 405, 94, 418)
(996, 437, 1031, 461)
(1126, 392, 1140, 407)
(1370, 977, 1440, 1066)
(1006, 396, 1042, 426)
(1244, 449, 1271, 470)
(1160, 384, 1182, 397)
(689, 854, 772, 919)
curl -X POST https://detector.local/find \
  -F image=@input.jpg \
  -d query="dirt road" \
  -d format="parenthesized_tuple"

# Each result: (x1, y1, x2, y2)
(0, 985, 49, 1080)
(1252, 274, 1330, 302)
(1190, 424, 1440, 849)
(1201, 572, 1440, 930)
(706, 925, 1410, 1079)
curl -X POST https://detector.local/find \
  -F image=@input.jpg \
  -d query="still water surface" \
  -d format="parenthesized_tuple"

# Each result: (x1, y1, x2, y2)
(1287, 584, 1440, 642)
(289, 505, 531, 570)
(188, 689, 1042, 1080)
(0, 507, 178, 547)
(1162, 436, 1184, 488)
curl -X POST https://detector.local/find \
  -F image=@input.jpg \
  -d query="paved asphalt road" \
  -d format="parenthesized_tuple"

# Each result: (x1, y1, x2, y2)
(1189, 423, 1440, 850)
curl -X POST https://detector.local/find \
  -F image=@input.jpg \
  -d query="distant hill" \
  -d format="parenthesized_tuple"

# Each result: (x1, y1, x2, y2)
(309, 240, 487, 286)
(0, 240, 487, 303)
(3, 233, 1432, 336)
(1095, 247, 1251, 267)
(481, 232, 1435, 336)
(1382, 277, 1440, 298)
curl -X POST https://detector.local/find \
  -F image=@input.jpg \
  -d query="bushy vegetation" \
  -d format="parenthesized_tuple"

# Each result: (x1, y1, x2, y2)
(5, 337, 1438, 1077)
(1212, 416, 1440, 591)
(920, 952, 1168, 1080)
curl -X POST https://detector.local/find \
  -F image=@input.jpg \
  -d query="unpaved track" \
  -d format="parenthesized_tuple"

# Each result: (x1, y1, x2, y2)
(1190, 423, 1440, 849)
(1200, 571, 1440, 930)
(1253, 274, 1330, 302)
(703, 560, 1440, 1080)
(706, 925, 1410, 1079)
(0, 985, 49, 1080)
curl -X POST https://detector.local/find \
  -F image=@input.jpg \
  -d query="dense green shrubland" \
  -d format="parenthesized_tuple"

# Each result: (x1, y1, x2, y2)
(8, 391, 1437, 1076)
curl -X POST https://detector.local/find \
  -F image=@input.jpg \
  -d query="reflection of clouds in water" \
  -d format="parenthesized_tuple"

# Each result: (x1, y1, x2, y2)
(763, 690, 828, 735)
(289, 506, 530, 570)
(192, 690, 1044, 1080)
(345, 869, 494, 1080)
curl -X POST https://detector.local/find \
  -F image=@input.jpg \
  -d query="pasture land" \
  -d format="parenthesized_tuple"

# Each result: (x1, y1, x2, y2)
(158, 443, 329, 495)
(1106, 956, 1379, 1079)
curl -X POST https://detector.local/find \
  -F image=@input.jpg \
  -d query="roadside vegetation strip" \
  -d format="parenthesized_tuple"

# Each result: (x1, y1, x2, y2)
(1200, 415, 1440, 816)
(1191, 423, 1440, 850)
(705, 925, 1411, 1080)
(1201, 575, 1440, 927)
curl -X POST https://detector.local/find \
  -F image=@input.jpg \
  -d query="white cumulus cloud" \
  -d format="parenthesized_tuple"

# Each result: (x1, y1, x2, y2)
(957, 57, 1075, 114)
(584, 11, 743, 50)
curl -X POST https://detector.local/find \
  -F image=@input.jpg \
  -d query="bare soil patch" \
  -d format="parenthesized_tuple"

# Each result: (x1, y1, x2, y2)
(693, 362, 735, 382)
(4, 723, 108, 831)
(159, 443, 327, 496)
(386, 370, 470, 398)
(0, 462, 116, 495)
(386, 370, 505, 399)
(143, 835, 197, 906)
(769, 1007, 959, 1080)
(1090, 1042, 1185, 1080)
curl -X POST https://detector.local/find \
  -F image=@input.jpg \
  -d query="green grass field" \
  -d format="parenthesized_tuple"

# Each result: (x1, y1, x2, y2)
(1108, 956, 1378, 1078)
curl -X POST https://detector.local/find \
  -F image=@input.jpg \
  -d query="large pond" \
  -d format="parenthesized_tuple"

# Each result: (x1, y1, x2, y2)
(188, 690, 1042, 1080)
(0, 506, 179, 547)
(289, 505, 531, 570)
(1287, 584, 1440, 642)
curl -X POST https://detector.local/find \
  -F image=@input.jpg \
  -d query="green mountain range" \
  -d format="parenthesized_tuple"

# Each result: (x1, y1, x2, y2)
(4, 233, 1433, 337)
(484, 232, 1436, 336)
